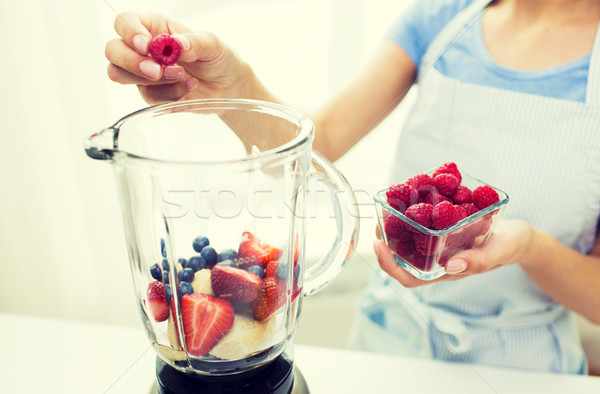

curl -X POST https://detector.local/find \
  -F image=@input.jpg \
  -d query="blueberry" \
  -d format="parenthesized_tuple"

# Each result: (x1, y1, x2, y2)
(162, 258, 170, 272)
(178, 258, 187, 268)
(217, 249, 238, 262)
(187, 256, 207, 272)
(165, 284, 172, 301)
(163, 271, 170, 284)
(200, 246, 218, 266)
(276, 263, 288, 281)
(192, 236, 210, 253)
(216, 260, 237, 268)
(295, 263, 300, 279)
(179, 281, 194, 296)
(150, 263, 162, 281)
(161, 238, 166, 257)
(247, 265, 264, 279)
(178, 268, 195, 283)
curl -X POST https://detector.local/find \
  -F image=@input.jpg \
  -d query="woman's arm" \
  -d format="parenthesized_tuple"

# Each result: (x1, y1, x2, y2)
(106, 12, 417, 163)
(519, 228, 600, 324)
(311, 40, 417, 161)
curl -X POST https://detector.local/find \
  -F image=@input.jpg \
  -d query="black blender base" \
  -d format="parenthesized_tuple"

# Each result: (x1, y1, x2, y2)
(153, 354, 309, 394)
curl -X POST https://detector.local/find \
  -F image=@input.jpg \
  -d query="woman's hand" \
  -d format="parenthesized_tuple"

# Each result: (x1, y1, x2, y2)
(374, 218, 534, 288)
(104, 12, 250, 105)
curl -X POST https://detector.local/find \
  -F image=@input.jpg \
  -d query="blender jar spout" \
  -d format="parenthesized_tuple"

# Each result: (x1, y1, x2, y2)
(84, 127, 117, 161)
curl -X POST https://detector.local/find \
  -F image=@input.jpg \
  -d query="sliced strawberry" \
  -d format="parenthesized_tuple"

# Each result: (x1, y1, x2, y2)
(146, 281, 169, 322)
(293, 234, 300, 266)
(210, 265, 262, 303)
(237, 232, 283, 269)
(264, 260, 280, 278)
(253, 277, 286, 322)
(181, 293, 234, 356)
(291, 285, 302, 303)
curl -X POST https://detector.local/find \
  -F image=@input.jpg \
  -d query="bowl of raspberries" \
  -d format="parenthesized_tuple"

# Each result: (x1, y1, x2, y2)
(374, 163, 509, 280)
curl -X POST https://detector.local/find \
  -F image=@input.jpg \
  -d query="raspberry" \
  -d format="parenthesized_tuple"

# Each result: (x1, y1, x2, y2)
(432, 173, 459, 197)
(386, 183, 418, 213)
(451, 185, 472, 204)
(455, 205, 468, 221)
(424, 191, 452, 206)
(431, 201, 460, 230)
(405, 203, 433, 230)
(460, 203, 479, 216)
(432, 162, 462, 184)
(384, 215, 412, 243)
(406, 174, 435, 197)
(413, 234, 439, 256)
(149, 34, 182, 66)
(394, 239, 415, 257)
(472, 185, 500, 210)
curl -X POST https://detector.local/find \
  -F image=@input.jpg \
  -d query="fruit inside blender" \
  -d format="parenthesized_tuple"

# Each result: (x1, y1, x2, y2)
(144, 231, 302, 365)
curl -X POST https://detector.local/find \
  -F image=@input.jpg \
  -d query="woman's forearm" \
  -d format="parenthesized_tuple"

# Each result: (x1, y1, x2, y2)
(520, 228, 600, 324)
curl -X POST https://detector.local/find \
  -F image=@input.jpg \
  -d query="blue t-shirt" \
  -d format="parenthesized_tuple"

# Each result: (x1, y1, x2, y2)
(386, 0, 591, 102)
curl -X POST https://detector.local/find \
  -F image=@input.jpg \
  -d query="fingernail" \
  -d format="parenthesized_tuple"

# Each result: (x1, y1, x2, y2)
(172, 34, 191, 51)
(163, 66, 184, 80)
(446, 259, 467, 274)
(140, 60, 161, 79)
(185, 77, 198, 91)
(373, 240, 381, 260)
(133, 34, 149, 54)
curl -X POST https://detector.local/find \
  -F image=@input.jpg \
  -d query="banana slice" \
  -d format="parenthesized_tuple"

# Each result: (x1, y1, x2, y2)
(209, 314, 276, 360)
(167, 315, 182, 350)
(191, 268, 214, 295)
(154, 343, 186, 362)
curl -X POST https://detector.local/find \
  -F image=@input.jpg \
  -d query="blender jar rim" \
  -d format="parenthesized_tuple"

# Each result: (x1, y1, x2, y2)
(85, 98, 315, 167)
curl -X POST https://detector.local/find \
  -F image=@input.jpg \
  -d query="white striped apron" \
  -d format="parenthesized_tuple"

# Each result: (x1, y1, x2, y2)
(351, 0, 600, 374)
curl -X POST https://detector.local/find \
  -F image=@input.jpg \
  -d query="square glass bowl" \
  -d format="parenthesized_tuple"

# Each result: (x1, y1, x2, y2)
(373, 172, 509, 280)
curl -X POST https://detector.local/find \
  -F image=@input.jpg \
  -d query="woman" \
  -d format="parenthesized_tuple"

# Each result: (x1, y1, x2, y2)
(104, 0, 600, 373)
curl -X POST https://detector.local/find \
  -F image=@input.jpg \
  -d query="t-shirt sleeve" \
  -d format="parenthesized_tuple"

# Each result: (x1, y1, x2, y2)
(385, 0, 474, 69)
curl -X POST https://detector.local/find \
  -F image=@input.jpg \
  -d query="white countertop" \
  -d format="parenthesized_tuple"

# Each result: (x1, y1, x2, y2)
(3, 312, 600, 394)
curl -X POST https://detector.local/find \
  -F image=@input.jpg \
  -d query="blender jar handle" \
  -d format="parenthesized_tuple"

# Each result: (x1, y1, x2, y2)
(302, 150, 360, 297)
(84, 127, 118, 161)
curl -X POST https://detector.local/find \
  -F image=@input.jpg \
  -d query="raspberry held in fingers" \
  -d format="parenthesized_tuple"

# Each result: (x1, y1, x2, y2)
(149, 34, 182, 66)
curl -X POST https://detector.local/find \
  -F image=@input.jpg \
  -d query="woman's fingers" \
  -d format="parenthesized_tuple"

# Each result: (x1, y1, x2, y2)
(107, 64, 185, 85)
(105, 38, 164, 81)
(113, 12, 160, 54)
(138, 79, 198, 105)
(174, 31, 224, 63)
(374, 240, 429, 288)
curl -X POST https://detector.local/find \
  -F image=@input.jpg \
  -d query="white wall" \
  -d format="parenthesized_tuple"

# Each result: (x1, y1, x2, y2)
(0, 0, 415, 327)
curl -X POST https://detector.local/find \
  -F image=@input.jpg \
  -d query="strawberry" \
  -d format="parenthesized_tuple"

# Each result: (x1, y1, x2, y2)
(146, 281, 169, 322)
(432, 162, 462, 184)
(180, 293, 234, 356)
(265, 260, 280, 278)
(237, 232, 283, 269)
(472, 185, 500, 210)
(254, 277, 286, 322)
(293, 234, 300, 266)
(210, 265, 262, 303)
(149, 34, 182, 66)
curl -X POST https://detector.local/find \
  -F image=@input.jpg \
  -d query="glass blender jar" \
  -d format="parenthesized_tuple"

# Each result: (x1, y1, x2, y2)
(85, 99, 359, 393)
